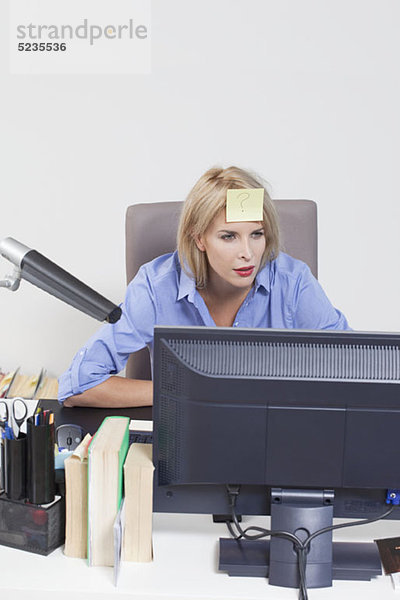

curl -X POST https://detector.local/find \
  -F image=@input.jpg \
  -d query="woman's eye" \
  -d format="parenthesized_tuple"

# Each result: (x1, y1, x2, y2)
(251, 231, 264, 238)
(221, 234, 235, 240)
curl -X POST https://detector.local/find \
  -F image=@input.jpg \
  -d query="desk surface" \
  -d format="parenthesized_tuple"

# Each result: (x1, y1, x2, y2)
(0, 512, 396, 600)
(14, 402, 395, 599)
(38, 399, 152, 434)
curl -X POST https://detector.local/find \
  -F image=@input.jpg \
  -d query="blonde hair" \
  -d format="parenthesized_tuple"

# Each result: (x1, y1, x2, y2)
(177, 166, 280, 288)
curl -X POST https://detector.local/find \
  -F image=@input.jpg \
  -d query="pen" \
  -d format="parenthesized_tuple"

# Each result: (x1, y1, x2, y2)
(34, 406, 42, 426)
(4, 423, 14, 440)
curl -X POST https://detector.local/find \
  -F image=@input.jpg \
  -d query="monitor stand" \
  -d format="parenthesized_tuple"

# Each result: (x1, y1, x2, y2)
(218, 488, 381, 588)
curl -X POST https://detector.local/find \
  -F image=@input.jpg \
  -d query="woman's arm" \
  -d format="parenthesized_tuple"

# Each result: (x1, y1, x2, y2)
(59, 265, 158, 408)
(63, 375, 153, 408)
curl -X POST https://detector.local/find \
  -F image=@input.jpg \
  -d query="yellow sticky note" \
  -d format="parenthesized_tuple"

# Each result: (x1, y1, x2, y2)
(226, 188, 264, 222)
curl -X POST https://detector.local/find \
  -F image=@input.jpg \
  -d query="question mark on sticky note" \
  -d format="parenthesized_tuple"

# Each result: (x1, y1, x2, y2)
(237, 191, 250, 212)
(226, 188, 264, 222)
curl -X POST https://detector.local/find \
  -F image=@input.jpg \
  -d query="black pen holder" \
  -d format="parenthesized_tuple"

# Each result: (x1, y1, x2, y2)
(27, 419, 55, 505)
(0, 493, 65, 555)
(4, 434, 27, 501)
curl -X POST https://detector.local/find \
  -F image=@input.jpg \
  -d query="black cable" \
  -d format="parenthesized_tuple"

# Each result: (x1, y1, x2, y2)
(305, 505, 395, 549)
(295, 505, 396, 600)
(226, 485, 309, 598)
(225, 487, 396, 600)
(295, 504, 396, 600)
(227, 486, 300, 546)
(296, 546, 308, 600)
(226, 493, 309, 599)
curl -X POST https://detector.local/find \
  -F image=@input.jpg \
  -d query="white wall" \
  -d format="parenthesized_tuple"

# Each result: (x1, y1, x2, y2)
(1, 0, 399, 376)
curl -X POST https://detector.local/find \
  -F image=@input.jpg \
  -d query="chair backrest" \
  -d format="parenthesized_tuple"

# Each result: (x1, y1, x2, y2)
(125, 200, 317, 380)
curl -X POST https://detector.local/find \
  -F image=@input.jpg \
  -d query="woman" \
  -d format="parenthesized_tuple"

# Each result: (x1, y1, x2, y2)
(59, 166, 349, 407)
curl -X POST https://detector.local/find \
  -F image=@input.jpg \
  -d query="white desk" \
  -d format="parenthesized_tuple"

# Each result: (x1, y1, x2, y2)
(0, 513, 397, 600)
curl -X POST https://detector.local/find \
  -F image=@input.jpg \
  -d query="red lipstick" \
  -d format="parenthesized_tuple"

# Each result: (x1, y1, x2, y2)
(234, 266, 255, 278)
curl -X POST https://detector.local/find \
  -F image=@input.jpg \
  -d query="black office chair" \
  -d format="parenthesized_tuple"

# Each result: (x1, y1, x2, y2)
(125, 200, 318, 380)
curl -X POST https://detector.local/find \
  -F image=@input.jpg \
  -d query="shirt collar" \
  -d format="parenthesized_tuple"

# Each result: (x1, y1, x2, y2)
(177, 259, 197, 302)
(253, 260, 272, 294)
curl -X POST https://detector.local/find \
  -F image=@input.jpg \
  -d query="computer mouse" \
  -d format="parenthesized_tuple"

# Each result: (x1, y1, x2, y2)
(56, 424, 84, 450)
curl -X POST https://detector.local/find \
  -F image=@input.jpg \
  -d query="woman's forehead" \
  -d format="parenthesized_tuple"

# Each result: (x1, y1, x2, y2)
(208, 209, 263, 231)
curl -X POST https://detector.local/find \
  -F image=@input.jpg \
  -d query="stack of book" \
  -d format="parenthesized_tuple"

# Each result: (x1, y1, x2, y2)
(64, 416, 154, 568)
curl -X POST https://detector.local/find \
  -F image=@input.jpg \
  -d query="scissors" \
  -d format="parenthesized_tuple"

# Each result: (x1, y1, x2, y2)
(0, 400, 12, 440)
(0, 397, 28, 439)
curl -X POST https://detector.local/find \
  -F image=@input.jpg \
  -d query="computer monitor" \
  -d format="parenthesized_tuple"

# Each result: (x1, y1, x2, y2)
(152, 326, 400, 589)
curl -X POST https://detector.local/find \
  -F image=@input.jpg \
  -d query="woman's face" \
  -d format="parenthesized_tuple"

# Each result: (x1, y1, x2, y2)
(195, 209, 266, 292)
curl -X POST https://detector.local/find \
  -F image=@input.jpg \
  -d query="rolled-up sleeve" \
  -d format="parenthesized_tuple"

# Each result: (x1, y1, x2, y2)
(58, 266, 156, 403)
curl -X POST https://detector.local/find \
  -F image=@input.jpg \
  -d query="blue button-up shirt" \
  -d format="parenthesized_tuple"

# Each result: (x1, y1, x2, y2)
(58, 251, 350, 402)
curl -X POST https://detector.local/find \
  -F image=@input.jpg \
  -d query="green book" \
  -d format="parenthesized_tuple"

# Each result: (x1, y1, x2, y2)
(87, 416, 130, 567)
